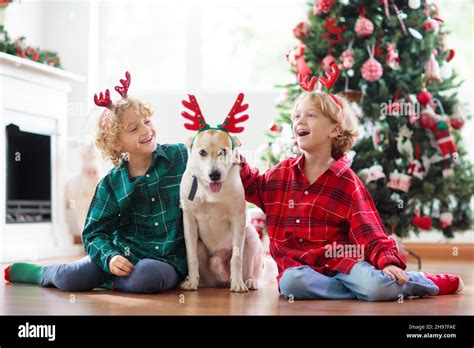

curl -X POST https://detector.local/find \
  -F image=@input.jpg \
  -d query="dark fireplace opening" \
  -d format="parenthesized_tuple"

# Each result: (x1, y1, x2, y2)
(6, 124, 52, 223)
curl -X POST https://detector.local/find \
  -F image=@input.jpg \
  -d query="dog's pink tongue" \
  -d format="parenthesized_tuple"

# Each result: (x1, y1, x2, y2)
(209, 182, 222, 193)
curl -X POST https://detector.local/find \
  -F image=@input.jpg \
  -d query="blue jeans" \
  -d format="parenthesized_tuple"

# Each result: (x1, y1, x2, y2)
(279, 261, 439, 301)
(39, 256, 180, 294)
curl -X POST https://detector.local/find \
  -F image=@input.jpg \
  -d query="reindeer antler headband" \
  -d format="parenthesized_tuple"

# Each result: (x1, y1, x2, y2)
(181, 93, 249, 149)
(94, 71, 132, 131)
(298, 63, 342, 107)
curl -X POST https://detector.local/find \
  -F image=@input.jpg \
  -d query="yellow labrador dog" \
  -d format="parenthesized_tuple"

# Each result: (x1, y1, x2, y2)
(179, 94, 263, 292)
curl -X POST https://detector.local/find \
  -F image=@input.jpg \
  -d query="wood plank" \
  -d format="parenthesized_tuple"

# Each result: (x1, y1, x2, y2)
(1, 256, 472, 315)
(404, 242, 474, 261)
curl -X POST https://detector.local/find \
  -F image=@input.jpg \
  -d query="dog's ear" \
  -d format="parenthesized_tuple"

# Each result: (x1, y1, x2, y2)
(185, 136, 194, 149)
(231, 135, 241, 148)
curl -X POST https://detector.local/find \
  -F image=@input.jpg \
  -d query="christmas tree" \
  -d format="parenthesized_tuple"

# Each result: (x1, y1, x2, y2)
(260, 0, 473, 238)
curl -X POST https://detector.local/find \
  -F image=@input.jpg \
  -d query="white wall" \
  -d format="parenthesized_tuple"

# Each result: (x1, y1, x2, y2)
(4, 1, 279, 176)
(4, 1, 45, 46)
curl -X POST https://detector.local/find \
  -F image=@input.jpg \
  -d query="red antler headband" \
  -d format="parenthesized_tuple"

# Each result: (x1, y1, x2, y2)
(94, 71, 132, 131)
(220, 93, 249, 133)
(298, 63, 342, 107)
(93, 71, 132, 109)
(181, 94, 208, 131)
(114, 71, 131, 98)
(181, 93, 249, 149)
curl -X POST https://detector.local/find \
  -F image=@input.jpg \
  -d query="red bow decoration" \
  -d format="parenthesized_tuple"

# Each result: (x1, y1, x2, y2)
(322, 17, 346, 45)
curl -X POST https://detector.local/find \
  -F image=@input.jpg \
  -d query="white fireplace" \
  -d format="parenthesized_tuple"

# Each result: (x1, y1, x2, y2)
(0, 52, 84, 262)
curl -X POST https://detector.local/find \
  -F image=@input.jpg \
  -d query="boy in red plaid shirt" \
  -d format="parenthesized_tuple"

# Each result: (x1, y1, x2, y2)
(239, 65, 463, 301)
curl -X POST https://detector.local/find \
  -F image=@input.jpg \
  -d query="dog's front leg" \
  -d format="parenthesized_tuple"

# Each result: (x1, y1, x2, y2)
(180, 211, 200, 291)
(229, 213, 249, 292)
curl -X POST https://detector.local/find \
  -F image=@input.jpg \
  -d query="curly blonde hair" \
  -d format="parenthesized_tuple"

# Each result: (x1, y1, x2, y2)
(95, 98, 154, 167)
(291, 92, 359, 159)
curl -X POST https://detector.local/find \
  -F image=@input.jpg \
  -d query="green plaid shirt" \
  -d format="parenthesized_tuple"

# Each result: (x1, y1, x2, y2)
(82, 143, 188, 278)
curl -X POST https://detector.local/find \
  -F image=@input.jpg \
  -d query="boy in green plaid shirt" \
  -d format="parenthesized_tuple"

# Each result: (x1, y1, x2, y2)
(4, 72, 188, 293)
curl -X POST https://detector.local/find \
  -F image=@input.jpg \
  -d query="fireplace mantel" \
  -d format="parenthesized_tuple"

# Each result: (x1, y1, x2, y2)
(0, 53, 85, 262)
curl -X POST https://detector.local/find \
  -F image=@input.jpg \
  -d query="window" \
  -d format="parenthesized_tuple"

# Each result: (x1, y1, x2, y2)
(98, 0, 307, 93)
(200, 0, 307, 92)
(99, 0, 188, 93)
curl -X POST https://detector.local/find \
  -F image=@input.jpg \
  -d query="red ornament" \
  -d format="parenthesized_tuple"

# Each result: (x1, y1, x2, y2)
(293, 21, 311, 41)
(313, 0, 335, 15)
(355, 16, 374, 38)
(361, 44, 383, 82)
(446, 49, 455, 62)
(361, 58, 383, 82)
(269, 123, 280, 132)
(450, 113, 465, 130)
(412, 216, 433, 230)
(417, 88, 433, 107)
(431, 120, 458, 161)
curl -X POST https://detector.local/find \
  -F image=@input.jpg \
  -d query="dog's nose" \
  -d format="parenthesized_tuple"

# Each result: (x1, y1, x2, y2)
(209, 170, 221, 182)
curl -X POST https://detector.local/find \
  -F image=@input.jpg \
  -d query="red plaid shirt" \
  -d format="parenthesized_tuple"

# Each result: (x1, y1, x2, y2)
(240, 154, 406, 282)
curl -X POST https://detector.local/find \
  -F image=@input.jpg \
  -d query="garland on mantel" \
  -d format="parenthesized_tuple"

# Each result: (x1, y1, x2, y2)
(0, 33, 62, 68)
(0, 1, 62, 68)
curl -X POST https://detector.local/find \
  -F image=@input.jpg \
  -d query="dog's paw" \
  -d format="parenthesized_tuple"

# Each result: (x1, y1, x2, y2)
(230, 280, 249, 293)
(180, 278, 199, 291)
(245, 278, 259, 290)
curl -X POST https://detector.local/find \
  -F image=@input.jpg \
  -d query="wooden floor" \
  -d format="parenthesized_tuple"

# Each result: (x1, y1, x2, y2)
(1, 256, 472, 315)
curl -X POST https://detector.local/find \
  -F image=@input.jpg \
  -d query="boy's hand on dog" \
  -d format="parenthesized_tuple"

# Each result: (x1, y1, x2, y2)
(232, 149, 247, 165)
(109, 255, 134, 276)
(382, 265, 409, 284)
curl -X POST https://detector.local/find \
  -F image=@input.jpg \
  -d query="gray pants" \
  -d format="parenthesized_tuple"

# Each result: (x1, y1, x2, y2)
(40, 256, 180, 294)
(279, 261, 438, 301)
